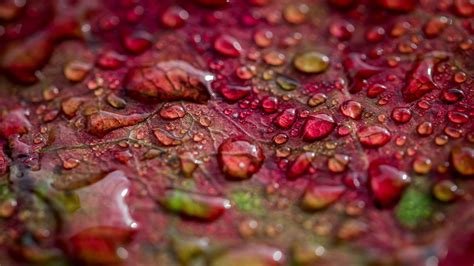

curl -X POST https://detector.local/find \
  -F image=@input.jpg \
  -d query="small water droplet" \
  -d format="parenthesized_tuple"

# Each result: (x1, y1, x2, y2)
(213, 34, 242, 57)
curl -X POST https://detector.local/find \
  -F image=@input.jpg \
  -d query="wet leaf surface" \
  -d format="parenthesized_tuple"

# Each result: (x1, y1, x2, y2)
(0, 0, 473, 265)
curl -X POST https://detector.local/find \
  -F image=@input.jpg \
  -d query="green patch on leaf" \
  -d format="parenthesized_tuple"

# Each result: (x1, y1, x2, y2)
(230, 190, 262, 213)
(395, 188, 432, 229)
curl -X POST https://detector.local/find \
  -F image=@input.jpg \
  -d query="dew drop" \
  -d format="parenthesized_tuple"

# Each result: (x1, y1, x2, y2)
(213, 34, 242, 57)
(416, 121, 433, 136)
(274, 108, 296, 129)
(301, 114, 336, 142)
(340, 100, 363, 120)
(369, 163, 411, 207)
(283, 3, 308, 25)
(293, 52, 330, 74)
(301, 184, 345, 211)
(217, 137, 265, 180)
(357, 126, 391, 148)
(161, 6, 189, 29)
(64, 60, 92, 82)
(391, 107, 412, 123)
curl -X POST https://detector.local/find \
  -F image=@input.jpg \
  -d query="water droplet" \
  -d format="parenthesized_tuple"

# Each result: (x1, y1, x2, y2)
(218, 84, 251, 102)
(153, 129, 181, 146)
(340, 100, 363, 120)
(273, 133, 289, 145)
(235, 65, 256, 80)
(121, 30, 153, 54)
(412, 155, 432, 174)
(160, 189, 230, 221)
(263, 51, 286, 66)
(337, 124, 352, 136)
(43, 85, 59, 101)
(424, 16, 449, 38)
(433, 180, 459, 202)
(86, 111, 148, 137)
(159, 104, 186, 120)
(213, 34, 242, 57)
(293, 51, 330, 74)
(63, 158, 80, 169)
(65, 171, 137, 264)
(161, 6, 189, 29)
(254, 29, 273, 48)
(125, 61, 214, 103)
(357, 126, 391, 147)
(61, 97, 85, 118)
(274, 108, 296, 129)
(447, 111, 468, 124)
(106, 93, 127, 109)
(365, 26, 385, 42)
(453, 72, 467, 84)
(454, 0, 474, 17)
(391, 107, 412, 123)
(283, 3, 309, 25)
(328, 154, 350, 173)
(435, 134, 449, 146)
(287, 152, 315, 179)
(96, 51, 126, 70)
(276, 74, 299, 91)
(212, 245, 285, 266)
(451, 146, 473, 176)
(329, 20, 355, 40)
(302, 114, 336, 142)
(307, 93, 327, 107)
(218, 137, 265, 180)
(416, 121, 433, 136)
(64, 60, 92, 82)
(301, 184, 345, 211)
(369, 163, 411, 207)
(261, 96, 279, 113)
(402, 55, 447, 102)
(441, 88, 465, 103)
(344, 53, 383, 93)
(0, 34, 53, 83)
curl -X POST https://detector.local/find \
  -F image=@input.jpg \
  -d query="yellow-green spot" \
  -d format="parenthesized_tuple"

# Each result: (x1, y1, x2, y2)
(293, 51, 330, 74)
(276, 75, 299, 91)
(231, 190, 262, 213)
(395, 188, 432, 229)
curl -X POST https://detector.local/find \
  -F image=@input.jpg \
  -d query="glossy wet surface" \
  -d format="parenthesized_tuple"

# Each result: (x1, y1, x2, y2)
(0, 0, 473, 265)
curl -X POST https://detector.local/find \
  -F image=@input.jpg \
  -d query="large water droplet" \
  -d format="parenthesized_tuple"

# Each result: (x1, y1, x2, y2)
(301, 114, 336, 142)
(340, 100, 363, 120)
(369, 163, 411, 207)
(451, 146, 473, 176)
(217, 137, 265, 180)
(402, 54, 448, 102)
(357, 126, 391, 148)
(125, 60, 215, 103)
(86, 111, 148, 137)
(293, 52, 330, 74)
(65, 171, 138, 264)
